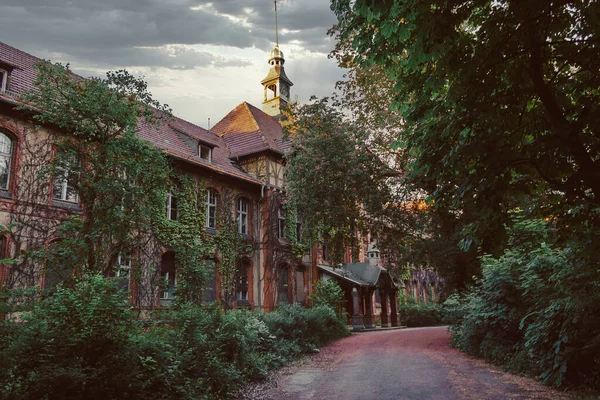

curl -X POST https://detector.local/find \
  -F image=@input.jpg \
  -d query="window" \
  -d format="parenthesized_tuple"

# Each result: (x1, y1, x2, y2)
(278, 266, 289, 304)
(237, 198, 248, 235)
(43, 241, 72, 290)
(202, 260, 217, 303)
(0, 69, 7, 92)
(278, 207, 285, 239)
(236, 259, 250, 303)
(296, 215, 302, 242)
(160, 252, 176, 300)
(116, 252, 132, 292)
(53, 157, 79, 203)
(166, 192, 178, 221)
(199, 144, 212, 162)
(0, 131, 13, 190)
(205, 188, 217, 229)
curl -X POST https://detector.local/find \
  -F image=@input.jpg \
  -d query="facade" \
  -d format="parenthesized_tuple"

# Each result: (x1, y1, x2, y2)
(0, 40, 401, 323)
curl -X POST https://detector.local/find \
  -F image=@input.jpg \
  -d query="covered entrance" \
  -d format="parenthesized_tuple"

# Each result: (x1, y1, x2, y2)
(318, 262, 401, 331)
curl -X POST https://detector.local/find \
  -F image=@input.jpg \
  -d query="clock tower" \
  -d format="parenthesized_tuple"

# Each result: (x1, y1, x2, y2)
(261, 1, 293, 119)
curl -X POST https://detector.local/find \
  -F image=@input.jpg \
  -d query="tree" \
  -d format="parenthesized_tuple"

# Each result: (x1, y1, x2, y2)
(18, 61, 172, 287)
(283, 97, 407, 265)
(330, 0, 600, 259)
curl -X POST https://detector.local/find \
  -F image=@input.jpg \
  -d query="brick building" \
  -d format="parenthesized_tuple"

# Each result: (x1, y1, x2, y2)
(0, 40, 406, 327)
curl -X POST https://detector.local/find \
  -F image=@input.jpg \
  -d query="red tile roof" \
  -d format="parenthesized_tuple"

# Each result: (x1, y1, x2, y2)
(0, 41, 262, 185)
(211, 101, 291, 159)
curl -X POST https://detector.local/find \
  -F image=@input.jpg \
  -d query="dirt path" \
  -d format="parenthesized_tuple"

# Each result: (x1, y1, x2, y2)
(242, 326, 570, 400)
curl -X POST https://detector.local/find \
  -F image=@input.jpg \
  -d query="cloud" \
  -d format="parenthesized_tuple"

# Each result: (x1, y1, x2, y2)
(0, 0, 345, 125)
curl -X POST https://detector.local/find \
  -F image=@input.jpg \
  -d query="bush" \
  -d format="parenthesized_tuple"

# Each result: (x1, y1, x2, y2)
(0, 275, 142, 399)
(398, 303, 444, 327)
(0, 276, 350, 400)
(311, 279, 345, 315)
(446, 217, 600, 389)
(263, 303, 349, 353)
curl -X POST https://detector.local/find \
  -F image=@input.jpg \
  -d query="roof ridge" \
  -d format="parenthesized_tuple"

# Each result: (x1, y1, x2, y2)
(242, 102, 261, 133)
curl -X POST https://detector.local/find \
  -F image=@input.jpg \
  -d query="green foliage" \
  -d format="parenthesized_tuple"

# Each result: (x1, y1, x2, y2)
(18, 61, 171, 282)
(311, 279, 345, 315)
(0, 276, 350, 399)
(154, 177, 213, 306)
(214, 214, 244, 309)
(0, 276, 140, 399)
(398, 303, 444, 327)
(284, 97, 397, 265)
(263, 304, 350, 352)
(445, 217, 600, 389)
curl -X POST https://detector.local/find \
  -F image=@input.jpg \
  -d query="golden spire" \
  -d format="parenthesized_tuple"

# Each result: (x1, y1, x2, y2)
(274, 0, 279, 47)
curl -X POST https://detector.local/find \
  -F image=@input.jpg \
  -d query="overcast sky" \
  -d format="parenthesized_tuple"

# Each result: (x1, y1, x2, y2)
(0, 0, 344, 128)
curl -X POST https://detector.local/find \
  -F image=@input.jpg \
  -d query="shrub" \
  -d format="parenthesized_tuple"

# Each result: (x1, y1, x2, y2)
(0, 276, 351, 400)
(398, 303, 444, 327)
(263, 303, 349, 353)
(311, 279, 345, 314)
(0, 275, 142, 400)
(446, 217, 600, 389)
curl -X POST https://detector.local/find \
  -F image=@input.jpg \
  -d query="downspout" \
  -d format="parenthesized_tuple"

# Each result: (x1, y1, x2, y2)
(256, 184, 266, 311)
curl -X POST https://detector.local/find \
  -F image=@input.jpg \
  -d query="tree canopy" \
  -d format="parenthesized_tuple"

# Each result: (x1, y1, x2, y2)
(330, 0, 600, 251)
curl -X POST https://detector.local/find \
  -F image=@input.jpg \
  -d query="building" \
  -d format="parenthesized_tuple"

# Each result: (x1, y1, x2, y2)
(0, 38, 403, 327)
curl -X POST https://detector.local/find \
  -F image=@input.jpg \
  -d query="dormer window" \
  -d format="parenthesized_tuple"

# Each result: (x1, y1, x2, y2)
(199, 144, 212, 163)
(0, 69, 7, 92)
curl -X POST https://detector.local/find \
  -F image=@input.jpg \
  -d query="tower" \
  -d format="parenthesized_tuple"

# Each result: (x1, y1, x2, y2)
(261, 0, 293, 119)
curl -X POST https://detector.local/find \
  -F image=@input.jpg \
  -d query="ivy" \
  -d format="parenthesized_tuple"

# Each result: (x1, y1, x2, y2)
(154, 177, 212, 306)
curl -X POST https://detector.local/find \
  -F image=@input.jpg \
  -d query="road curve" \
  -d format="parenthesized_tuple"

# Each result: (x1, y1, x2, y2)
(263, 326, 568, 400)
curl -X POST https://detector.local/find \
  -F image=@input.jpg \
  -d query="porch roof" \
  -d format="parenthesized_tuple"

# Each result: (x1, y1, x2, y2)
(317, 262, 385, 287)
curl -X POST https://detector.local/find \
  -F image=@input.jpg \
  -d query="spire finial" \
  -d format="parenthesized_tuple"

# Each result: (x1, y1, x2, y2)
(274, 0, 279, 47)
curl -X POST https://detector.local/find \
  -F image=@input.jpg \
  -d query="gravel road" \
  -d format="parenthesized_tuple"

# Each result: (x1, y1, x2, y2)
(241, 326, 570, 400)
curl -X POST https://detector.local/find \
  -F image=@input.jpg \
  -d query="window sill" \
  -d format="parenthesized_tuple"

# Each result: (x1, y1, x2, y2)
(52, 199, 81, 211)
(159, 298, 174, 307)
(0, 189, 11, 199)
(205, 227, 217, 235)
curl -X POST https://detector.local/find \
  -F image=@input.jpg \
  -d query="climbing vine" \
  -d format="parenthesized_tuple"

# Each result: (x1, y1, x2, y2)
(214, 189, 244, 309)
(154, 176, 212, 306)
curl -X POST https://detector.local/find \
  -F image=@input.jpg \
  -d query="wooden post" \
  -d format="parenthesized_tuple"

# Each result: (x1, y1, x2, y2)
(390, 290, 399, 327)
(380, 289, 389, 328)
(352, 286, 364, 331)
(364, 288, 375, 328)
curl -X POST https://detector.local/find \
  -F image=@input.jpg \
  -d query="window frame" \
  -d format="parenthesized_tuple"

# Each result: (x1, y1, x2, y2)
(52, 159, 79, 203)
(0, 69, 7, 92)
(237, 197, 249, 235)
(235, 260, 249, 303)
(205, 188, 217, 229)
(166, 192, 178, 221)
(116, 252, 132, 292)
(199, 143, 212, 163)
(277, 207, 286, 239)
(0, 130, 14, 191)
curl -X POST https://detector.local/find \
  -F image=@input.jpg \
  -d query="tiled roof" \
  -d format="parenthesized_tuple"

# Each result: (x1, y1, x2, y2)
(211, 101, 290, 159)
(0, 42, 39, 96)
(0, 41, 261, 185)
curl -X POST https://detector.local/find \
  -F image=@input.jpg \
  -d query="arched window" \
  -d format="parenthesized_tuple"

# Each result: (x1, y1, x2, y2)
(237, 197, 249, 235)
(0, 130, 14, 190)
(205, 188, 217, 229)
